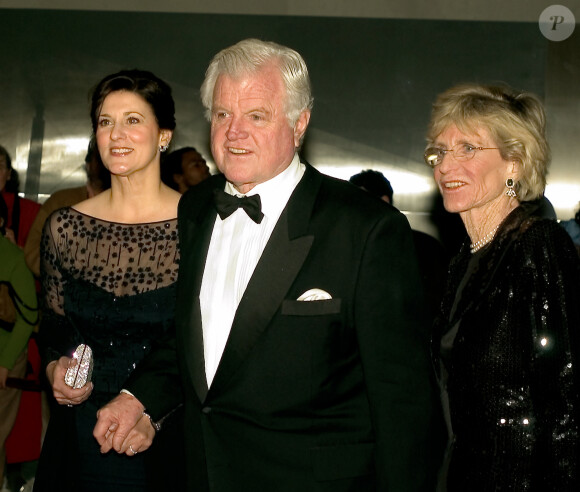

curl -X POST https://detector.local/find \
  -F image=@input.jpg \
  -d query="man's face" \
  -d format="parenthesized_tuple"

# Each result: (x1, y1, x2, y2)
(210, 62, 309, 194)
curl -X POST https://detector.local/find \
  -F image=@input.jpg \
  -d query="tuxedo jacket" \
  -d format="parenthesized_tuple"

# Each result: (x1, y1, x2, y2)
(127, 164, 439, 491)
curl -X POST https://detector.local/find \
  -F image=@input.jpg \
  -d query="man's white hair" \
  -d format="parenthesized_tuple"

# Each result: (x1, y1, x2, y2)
(200, 38, 313, 126)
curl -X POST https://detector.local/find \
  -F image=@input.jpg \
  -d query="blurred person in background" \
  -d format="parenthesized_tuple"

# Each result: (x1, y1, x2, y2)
(349, 169, 449, 320)
(0, 194, 37, 491)
(161, 146, 210, 193)
(23, 138, 111, 278)
(560, 202, 580, 257)
(0, 146, 41, 248)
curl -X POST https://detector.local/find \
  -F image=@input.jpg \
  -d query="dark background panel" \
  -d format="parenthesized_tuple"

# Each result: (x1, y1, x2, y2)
(0, 8, 576, 228)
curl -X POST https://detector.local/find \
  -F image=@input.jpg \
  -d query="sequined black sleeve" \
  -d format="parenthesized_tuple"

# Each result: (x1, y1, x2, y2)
(518, 220, 580, 488)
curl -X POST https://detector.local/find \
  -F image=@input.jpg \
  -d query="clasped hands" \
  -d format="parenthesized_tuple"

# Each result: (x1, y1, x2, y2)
(46, 357, 155, 456)
(93, 393, 155, 456)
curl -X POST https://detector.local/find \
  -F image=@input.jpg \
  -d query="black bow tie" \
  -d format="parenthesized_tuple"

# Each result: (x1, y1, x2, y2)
(213, 189, 264, 224)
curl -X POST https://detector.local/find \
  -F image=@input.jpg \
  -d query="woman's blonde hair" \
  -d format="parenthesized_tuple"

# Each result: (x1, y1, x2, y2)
(426, 83, 550, 201)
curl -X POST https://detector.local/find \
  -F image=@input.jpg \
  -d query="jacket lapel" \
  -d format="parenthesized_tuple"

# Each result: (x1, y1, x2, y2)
(177, 176, 225, 402)
(207, 164, 322, 397)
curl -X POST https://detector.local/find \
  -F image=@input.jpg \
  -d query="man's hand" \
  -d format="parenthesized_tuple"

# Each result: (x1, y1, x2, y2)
(118, 413, 156, 456)
(93, 392, 145, 454)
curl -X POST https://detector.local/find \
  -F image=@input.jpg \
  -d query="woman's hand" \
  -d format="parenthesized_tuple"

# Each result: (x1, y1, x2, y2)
(0, 366, 9, 389)
(118, 413, 156, 456)
(4, 227, 16, 244)
(46, 357, 93, 406)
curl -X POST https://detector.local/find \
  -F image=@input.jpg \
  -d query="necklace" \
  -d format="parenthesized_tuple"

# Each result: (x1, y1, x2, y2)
(470, 225, 499, 254)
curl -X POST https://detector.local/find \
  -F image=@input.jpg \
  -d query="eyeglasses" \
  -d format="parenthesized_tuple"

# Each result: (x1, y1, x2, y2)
(424, 143, 498, 168)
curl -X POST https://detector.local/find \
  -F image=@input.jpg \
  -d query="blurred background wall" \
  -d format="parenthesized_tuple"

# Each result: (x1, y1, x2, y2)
(0, 0, 578, 239)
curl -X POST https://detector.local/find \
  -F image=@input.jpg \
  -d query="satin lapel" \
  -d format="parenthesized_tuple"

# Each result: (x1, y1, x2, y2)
(177, 176, 225, 402)
(208, 164, 322, 397)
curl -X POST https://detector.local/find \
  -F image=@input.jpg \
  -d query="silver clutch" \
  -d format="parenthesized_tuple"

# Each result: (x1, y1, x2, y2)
(64, 344, 93, 389)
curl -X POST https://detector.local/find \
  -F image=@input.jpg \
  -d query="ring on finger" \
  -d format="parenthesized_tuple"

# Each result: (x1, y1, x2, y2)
(129, 444, 138, 455)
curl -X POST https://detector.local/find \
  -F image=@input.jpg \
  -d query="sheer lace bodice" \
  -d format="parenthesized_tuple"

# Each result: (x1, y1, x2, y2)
(39, 207, 180, 403)
(41, 207, 179, 315)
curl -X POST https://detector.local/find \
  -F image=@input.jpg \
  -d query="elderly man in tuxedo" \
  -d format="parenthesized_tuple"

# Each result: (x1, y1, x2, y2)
(94, 38, 439, 491)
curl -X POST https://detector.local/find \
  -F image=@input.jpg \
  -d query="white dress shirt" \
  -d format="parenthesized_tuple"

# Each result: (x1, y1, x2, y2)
(200, 155, 305, 386)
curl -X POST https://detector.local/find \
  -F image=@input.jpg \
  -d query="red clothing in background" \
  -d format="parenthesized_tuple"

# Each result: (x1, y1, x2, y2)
(1, 190, 41, 248)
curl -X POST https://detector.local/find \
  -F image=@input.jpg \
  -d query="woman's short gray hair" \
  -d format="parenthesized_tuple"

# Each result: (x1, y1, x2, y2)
(200, 38, 313, 126)
(426, 83, 550, 201)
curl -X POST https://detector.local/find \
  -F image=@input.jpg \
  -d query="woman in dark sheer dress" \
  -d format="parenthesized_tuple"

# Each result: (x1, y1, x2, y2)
(34, 70, 180, 491)
(425, 83, 580, 491)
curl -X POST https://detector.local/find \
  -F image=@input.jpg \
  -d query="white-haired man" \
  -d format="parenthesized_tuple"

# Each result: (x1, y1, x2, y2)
(95, 38, 440, 491)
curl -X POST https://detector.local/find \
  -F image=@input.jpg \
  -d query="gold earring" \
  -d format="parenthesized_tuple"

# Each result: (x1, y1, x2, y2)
(505, 178, 517, 198)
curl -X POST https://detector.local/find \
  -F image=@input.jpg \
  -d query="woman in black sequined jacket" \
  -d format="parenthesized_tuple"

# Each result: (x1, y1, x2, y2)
(424, 84, 580, 491)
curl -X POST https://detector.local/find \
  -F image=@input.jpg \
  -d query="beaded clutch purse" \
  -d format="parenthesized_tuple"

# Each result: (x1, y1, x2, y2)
(64, 344, 94, 389)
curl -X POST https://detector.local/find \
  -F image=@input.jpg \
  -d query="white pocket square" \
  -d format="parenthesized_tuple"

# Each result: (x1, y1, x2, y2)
(297, 288, 333, 301)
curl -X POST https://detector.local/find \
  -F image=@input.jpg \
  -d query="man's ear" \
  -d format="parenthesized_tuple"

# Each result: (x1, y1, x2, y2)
(293, 110, 311, 147)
